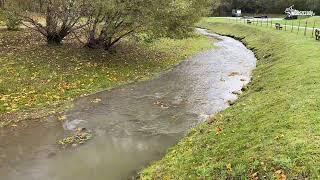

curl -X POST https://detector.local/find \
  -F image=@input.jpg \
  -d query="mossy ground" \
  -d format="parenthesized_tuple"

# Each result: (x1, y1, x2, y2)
(0, 29, 212, 127)
(141, 18, 320, 179)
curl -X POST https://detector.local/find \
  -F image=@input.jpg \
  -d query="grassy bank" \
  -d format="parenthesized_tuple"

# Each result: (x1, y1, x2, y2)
(0, 29, 212, 127)
(141, 18, 320, 179)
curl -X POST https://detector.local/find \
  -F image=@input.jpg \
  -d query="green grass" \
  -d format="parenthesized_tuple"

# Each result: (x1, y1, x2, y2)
(0, 29, 212, 127)
(141, 18, 320, 179)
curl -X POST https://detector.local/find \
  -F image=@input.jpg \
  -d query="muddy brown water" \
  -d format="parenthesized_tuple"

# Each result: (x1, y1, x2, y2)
(0, 29, 256, 180)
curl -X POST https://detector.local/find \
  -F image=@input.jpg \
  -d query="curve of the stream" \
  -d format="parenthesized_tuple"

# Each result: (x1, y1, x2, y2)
(0, 29, 256, 180)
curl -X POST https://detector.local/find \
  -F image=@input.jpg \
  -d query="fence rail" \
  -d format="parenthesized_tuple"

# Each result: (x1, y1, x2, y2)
(228, 17, 319, 39)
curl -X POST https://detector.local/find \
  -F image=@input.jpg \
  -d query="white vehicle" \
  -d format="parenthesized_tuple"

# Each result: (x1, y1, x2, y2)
(232, 9, 242, 17)
(285, 5, 315, 19)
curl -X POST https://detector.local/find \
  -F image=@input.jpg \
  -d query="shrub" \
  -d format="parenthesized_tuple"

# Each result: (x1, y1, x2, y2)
(5, 11, 21, 31)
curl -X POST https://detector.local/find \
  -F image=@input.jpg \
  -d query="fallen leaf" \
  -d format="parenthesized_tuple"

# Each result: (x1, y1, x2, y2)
(250, 172, 259, 180)
(226, 163, 232, 172)
(216, 127, 222, 135)
(58, 115, 67, 121)
(229, 72, 240, 77)
(275, 170, 287, 180)
(92, 98, 102, 103)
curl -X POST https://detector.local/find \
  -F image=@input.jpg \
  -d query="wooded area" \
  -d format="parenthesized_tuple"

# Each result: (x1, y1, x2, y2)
(212, 0, 320, 16)
(0, 0, 210, 49)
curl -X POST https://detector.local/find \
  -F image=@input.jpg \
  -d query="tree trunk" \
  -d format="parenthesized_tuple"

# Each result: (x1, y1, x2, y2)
(86, 29, 110, 49)
(86, 36, 114, 50)
(86, 38, 101, 49)
(47, 34, 63, 45)
(0, 0, 5, 8)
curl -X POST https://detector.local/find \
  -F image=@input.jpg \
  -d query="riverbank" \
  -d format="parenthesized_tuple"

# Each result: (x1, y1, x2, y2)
(0, 29, 212, 128)
(141, 18, 320, 179)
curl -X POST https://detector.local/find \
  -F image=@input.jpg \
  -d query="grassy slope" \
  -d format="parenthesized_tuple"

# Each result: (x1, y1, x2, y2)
(141, 18, 320, 179)
(0, 30, 212, 127)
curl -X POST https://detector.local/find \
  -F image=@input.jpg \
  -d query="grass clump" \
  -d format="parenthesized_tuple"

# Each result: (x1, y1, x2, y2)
(141, 18, 320, 179)
(0, 30, 212, 127)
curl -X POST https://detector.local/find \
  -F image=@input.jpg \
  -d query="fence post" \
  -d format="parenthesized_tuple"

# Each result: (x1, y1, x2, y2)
(297, 20, 301, 34)
(312, 21, 316, 37)
(270, 19, 272, 28)
(285, 20, 287, 31)
(304, 21, 308, 36)
(291, 20, 294, 32)
(267, 18, 269, 26)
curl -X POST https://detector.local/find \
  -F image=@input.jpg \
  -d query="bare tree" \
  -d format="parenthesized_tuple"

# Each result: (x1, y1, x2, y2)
(85, 0, 143, 50)
(18, 0, 89, 45)
(84, 0, 210, 51)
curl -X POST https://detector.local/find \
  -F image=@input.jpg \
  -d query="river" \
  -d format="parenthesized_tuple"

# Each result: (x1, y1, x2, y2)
(0, 29, 256, 180)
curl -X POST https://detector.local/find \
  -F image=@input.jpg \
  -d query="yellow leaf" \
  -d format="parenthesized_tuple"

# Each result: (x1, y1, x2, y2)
(275, 170, 287, 180)
(92, 98, 102, 103)
(58, 115, 67, 121)
(226, 163, 232, 172)
(216, 127, 222, 135)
